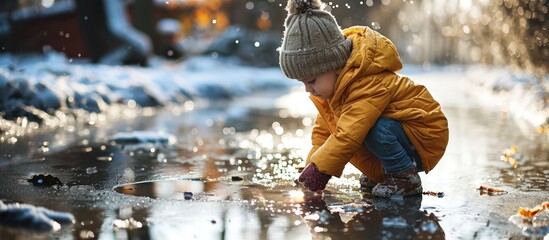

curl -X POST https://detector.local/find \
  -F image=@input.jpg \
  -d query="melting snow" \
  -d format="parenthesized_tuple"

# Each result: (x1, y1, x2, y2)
(0, 200, 74, 233)
(0, 52, 295, 136)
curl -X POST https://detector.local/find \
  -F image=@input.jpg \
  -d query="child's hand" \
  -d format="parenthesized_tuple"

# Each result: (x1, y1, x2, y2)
(298, 163, 332, 192)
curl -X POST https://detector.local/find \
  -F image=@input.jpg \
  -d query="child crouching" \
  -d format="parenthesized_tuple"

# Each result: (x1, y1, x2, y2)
(278, 0, 449, 197)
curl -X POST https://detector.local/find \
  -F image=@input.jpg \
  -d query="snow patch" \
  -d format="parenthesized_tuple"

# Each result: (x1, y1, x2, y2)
(0, 52, 295, 136)
(0, 200, 74, 233)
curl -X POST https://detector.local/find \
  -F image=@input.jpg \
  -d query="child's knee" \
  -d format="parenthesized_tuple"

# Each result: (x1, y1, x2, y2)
(364, 117, 399, 145)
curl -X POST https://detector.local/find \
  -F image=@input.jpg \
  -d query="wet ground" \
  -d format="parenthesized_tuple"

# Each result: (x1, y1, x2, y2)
(0, 70, 548, 240)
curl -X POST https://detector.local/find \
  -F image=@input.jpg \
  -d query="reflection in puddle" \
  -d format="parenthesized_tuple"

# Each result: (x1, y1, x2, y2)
(113, 179, 239, 201)
(113, 178, 447, 239)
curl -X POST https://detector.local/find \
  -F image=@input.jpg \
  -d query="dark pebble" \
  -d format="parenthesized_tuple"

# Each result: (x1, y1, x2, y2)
(183, 192, 193, 200)
(231, 176, 243, 181)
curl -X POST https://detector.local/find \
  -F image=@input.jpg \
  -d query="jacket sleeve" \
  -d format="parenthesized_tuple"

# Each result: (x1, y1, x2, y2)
(311, 76, 391, 177)
(305, 113, 331, 165)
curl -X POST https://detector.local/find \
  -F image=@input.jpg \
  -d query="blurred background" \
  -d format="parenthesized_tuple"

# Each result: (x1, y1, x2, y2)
(1, 0, 547, 77)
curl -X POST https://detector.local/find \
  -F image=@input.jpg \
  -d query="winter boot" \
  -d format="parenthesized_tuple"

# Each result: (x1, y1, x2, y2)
(359, 174, 377, 192)
(372, 168, 422, 198)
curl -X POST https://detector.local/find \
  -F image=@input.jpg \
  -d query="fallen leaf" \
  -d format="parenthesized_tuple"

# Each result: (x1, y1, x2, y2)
(517, 202, 549, 218)
(478, 185, 507, 196)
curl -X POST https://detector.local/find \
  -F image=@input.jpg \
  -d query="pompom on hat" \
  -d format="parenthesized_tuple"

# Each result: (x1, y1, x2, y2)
(279, 0, 352, 80)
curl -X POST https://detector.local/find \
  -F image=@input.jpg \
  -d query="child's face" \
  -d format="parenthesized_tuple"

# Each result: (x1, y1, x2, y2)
(298, 69, 339, 100)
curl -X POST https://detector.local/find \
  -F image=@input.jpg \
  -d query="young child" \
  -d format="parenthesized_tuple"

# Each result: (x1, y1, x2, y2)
(278, 0, 449, 197)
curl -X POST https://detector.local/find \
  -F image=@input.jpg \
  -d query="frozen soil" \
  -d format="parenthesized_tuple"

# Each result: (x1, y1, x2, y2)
(0, 71, 548, 239)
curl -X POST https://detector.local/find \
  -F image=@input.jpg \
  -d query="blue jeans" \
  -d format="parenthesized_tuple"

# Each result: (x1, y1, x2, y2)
(363, 117, 423, 173)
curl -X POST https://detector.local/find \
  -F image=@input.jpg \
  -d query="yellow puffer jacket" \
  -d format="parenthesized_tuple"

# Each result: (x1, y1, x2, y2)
(305, 26, 449, 183)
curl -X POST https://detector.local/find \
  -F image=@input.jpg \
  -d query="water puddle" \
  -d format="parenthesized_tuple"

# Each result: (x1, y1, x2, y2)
(113, 179, 240, 201)
(112, 178, 447, 238)
(2, 84, 549, 239)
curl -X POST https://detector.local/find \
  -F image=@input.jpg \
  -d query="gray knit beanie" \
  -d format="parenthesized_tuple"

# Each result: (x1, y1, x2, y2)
(279, 0, 352, 80)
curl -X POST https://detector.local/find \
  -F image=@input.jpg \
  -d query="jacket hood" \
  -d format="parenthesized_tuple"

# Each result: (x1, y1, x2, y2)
(332, 26, 403, 101)
(344, 26, 403, 75)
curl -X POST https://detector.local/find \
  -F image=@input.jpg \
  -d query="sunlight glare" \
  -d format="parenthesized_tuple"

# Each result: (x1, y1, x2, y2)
(183, 101, 194, 111)
(41, 0, 54, 8)
(288, 190, 305, 203)
(460, 0, 472, 10)
(275, 88, 317, 118)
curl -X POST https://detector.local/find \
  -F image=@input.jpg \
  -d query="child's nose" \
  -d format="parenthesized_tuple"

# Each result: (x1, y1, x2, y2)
(304, 84, 313, 93)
